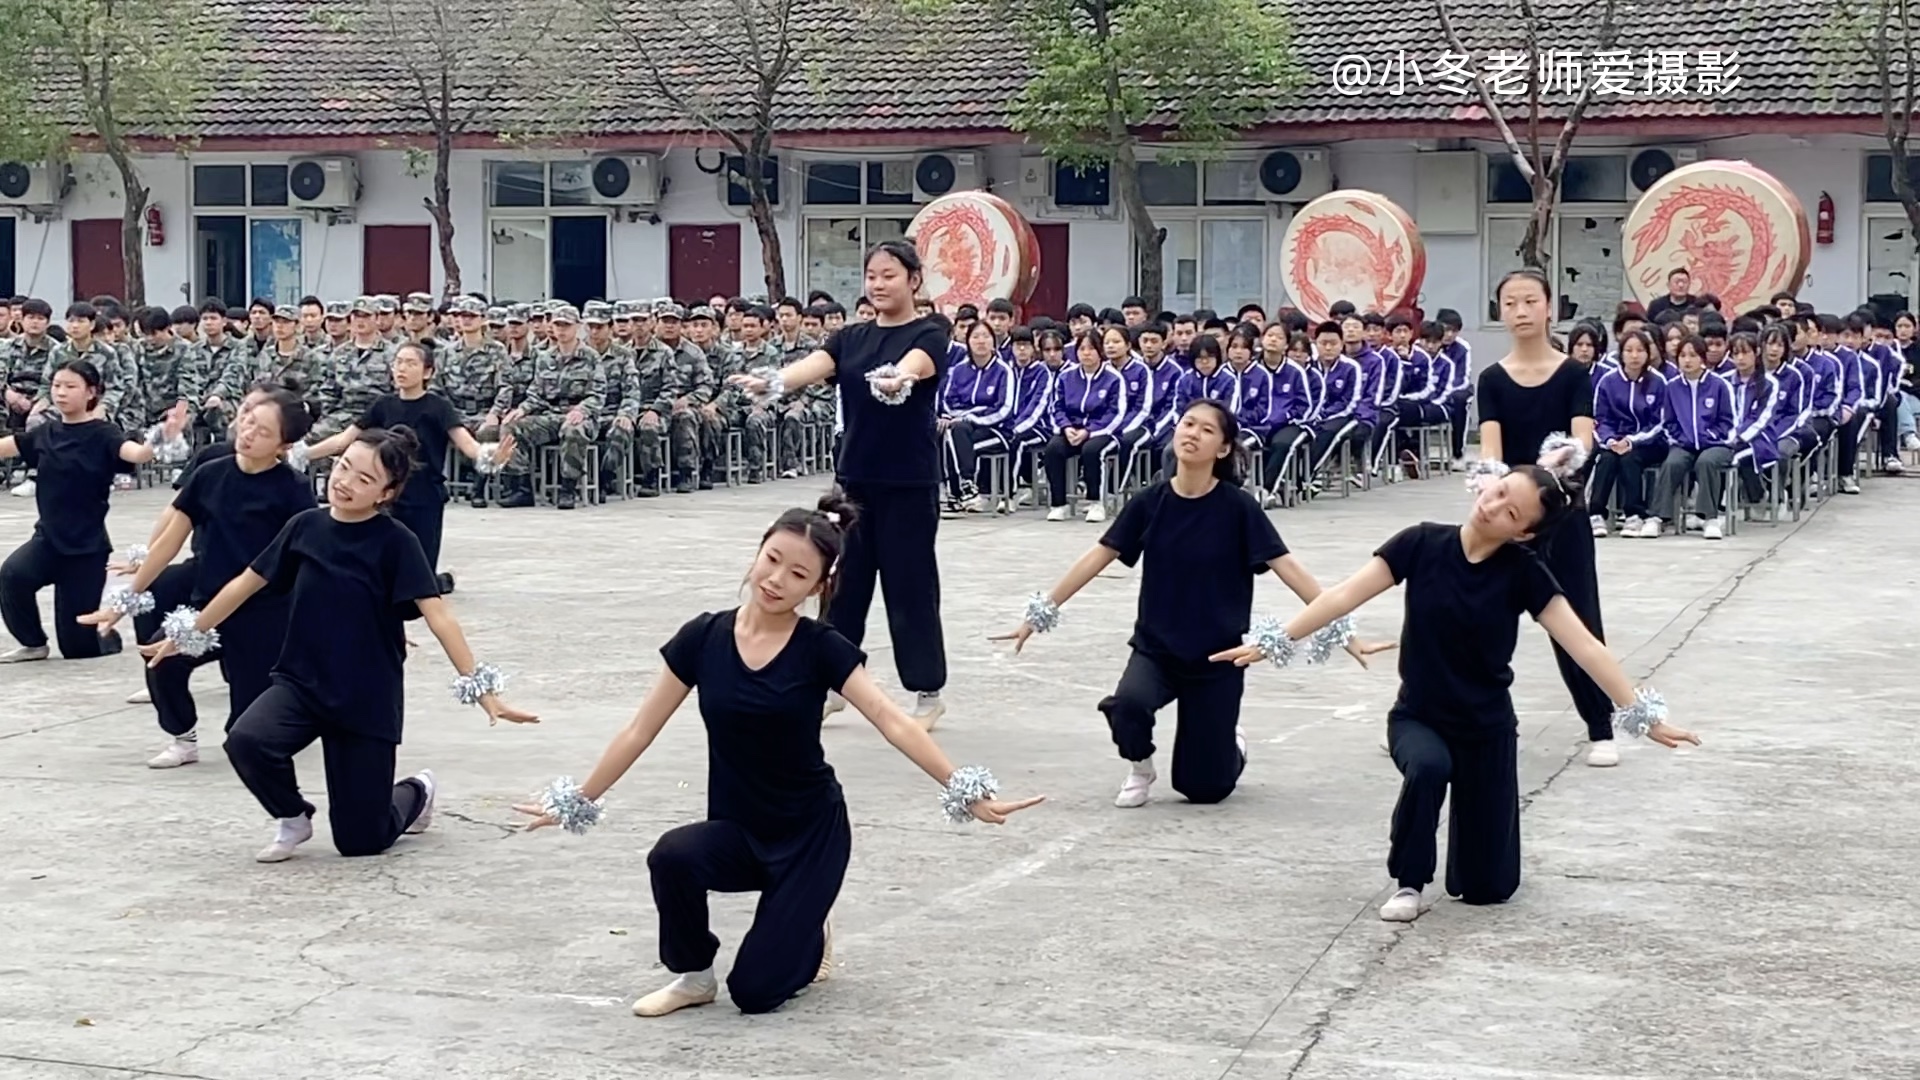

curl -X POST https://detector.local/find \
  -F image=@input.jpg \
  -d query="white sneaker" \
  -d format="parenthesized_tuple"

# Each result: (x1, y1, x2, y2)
(1840, 476, 1861, 494)
(1884, 456, 1905, 473)
(1379, 887, 1424, 922)
(126, 688, 151, 704)
(1586, 739, 1620, 768)
(255, 815, 314, 863)
(632, 969, 719, 1017)
(1622, 514, 1644, 534)
(965, 494, 993, 514)
(1701, 518, 1724, 541)
(1636, 517, 1663, 539)
(1588, 514, 1607, 537)
(1083, 502, 1107, 523)
(404, 769, 436, 834)
(9, 478, 34, 497)
(1904, 433, 1919, 452)
(1683, 513, 1704, 532)
(1114, 760, 1155, 808)
(822, 691, 847, 720)
(146, 739, 199, 769)
(910, 691, 946, 731)
(0, 644, 49, 663)
(1045, 505, 1070, 521)
(1012, 487, 1034, 508)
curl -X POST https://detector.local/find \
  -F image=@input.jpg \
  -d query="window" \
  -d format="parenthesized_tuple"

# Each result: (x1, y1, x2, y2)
(193, 164, 292, 209)
(549, 162, 593, 207)
(805, 162, 862, 205)
(490, 218, 549, 301)
(249, 165, 289, 207)
(803, 216, 912, 299)
(801, 161, 920, 206)
(249, 219, 302, 304)
(488, 162, 547, 208)
(1152, 217, 1266, 313)
(1487, 155, 1627, 204)
(1202, 159, 1263, 205)
(1866, 154, 1920, 203)
(1865, 215, 1915, 307)
(1139, 161, 1199, 207)
(1481, 212, 1626, 325)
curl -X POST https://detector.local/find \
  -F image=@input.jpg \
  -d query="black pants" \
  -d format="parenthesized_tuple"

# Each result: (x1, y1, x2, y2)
(1393, 401, 1446, 453)
(133, 560, 197, 649)
(149, 597, 289, 737)
(1836, 408, 1869, 479)
(392, 494, 445, 569)
(1043, 432, 1116, 504)
(1309, 417, 1373, 476)
(648, 804, 850, 1014)
(1263, 425, 1313, 490)
(0, 536, 109, 658)
(224, 683, 426, 856)
(1533, 510, 1612, 743)
(1387, 715, 1520, 903)
(1877, 394, 1903, 459)
(1789, 415, 1837, 466)
(940, 419, 1008, 501)
(826, 480, 946, 693)
(1098, 649, 1246, 804)
(1588, 442, 1667, 519)
(1444, 397, 1469, 459)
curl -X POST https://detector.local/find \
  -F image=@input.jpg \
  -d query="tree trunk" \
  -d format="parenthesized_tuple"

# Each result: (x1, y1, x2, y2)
(1112, 140, 1164, 310)
(106, 146, 147, 305)
(1520, 168, 1556, 272)
(429, 129, 461, 298)
(747, 179, 785, 300)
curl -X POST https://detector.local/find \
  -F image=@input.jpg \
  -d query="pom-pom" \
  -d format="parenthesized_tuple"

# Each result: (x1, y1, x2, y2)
(283, 441, 311, 473)
(161, 606, 220, 657)
(941, 765, 999, 824)
(1538, 432, 1589, 477)
(450, 662, 507, 705)
(25, 410, 49, 430)
(1023, 591, 1061, 633)
(1304, 614, 1356, 665)
(1611, 687, 1669, 739)
(1244, 616, 1298, 668)
(145, 425, 192, 464)
(118, 544, 150, 571)
(865, 364, 915, 406)
(538, 776, 605, 835)
(745, 366, 786, 406)
(1464, 458, 1510, 494)
(473, 444, 504, 474)
(102, 586, 155, 617)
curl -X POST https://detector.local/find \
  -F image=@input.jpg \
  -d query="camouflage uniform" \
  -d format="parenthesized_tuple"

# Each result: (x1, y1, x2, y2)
(254, 342, 321, 393)
(775, 334, 829, 474)
(439, 333, 507, 426)
(504, 308, 603, 508)
(136, 339, 203, 428)
(726, 338, 784, 480)
(663, 337, 714, 491)
(629, 334, 674, 493)
(312, 338, 395, 442)
(586, 302, 639, 498)
(488, 340, 541, 438)
(3, 334, 55, 433)
(42, 339, 137, 430)
(197, 335, 248, 431)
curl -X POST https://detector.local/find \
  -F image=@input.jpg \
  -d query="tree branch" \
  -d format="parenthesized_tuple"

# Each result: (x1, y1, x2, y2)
(1435, 0, 1534, 182)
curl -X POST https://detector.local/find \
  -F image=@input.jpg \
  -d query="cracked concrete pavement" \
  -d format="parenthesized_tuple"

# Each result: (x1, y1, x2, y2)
(1, 468, 1915, 1079)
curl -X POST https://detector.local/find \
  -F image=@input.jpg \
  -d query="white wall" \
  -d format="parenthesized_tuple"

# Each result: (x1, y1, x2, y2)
(0, 135, 1895, 320)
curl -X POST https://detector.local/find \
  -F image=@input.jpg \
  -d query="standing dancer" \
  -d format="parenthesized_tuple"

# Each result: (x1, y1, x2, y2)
(995, 400, 1389, 807)
(142, 427, 537, 862)
(1472, 269, 1619, 767)
(1212, 458, 1699, 922)
(79, 388, 316, 767)
(729, 241, 952, 728)
(0, 361, 188, 662)
(514, 493, 1040, 1016)
(305, 341, 513, 592)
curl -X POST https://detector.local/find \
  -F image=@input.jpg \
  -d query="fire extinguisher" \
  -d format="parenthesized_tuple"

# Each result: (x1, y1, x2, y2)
(1816, 192, 1834, 245)
(145, 205, 164, 248)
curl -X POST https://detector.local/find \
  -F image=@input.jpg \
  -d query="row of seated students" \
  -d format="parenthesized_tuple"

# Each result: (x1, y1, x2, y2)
(930, 298, 1477, 521)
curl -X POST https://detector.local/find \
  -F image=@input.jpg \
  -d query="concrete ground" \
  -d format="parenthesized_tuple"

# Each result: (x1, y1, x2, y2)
(0, 467, 1914, 1080)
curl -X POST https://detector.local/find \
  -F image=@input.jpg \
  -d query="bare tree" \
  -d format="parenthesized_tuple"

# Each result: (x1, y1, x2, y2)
(1865, 0, 1920, 245)
(1437, 0, 1620, 271)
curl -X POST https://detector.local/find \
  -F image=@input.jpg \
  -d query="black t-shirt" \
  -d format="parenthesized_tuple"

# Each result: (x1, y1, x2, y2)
(250, 508, 442, 742)
(172, 455, 317, 607)
(174, 441, 236, 491)
(1376, 523, 1563, 736)
(357, 392, 462, 504)
(16, 418, 134, 555)
(660, 609, 865, 840)
(1099, 479, 1287, 666)
(823, 318, 951, 486)
(1475, 359, 1593, 466)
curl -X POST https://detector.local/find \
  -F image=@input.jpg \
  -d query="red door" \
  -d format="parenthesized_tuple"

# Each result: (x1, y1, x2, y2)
(363, 225, 431, 296)
(1026, 223, 1069, 321)
(71, 219, 125, 300)
(669, 224, 740, 302)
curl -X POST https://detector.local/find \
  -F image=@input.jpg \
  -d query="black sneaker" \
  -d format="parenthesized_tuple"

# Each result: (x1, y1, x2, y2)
(556, 483, 577, 510)
(634, 485, 661, 498)
(672, 476, 694, 494)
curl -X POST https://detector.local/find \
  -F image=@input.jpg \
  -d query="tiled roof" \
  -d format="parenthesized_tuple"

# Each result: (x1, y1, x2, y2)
(37, 0, 1880, 143)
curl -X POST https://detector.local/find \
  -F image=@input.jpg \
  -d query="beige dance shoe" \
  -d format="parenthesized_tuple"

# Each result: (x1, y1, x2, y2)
(814, 921, 834, 984)
(632, 971, 718, 1017)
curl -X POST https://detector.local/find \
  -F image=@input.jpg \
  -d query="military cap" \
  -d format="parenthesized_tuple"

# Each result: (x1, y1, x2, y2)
(485, 306, 508, 325)
(272, 304, 298, 321)
(373, 294, 399, 314)
(582, 300, 613, 325)
(403, 292, 435, 314)
(350, 296, 377, 316)
(450, 295, 486, 316)
(655, 301, 686, 321)
(527, 300, 553, 319)
(324, 301, 350, 319)
(505, 304, 530, 324)
(612, 300, 641, 319)
(548, 303, 580, 325)
(688, 305, 718, 323)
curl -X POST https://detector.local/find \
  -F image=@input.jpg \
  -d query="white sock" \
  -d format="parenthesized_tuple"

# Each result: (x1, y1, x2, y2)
(1130, 756, 1154, 775)
(671, 968, 717, 993)
(177, 729, 198, 744)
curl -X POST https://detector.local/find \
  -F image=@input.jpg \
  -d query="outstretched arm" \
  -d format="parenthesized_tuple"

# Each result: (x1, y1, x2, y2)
(841, 665, 1043, 824)
(1267, 554, 1396, 668)
(991, 543, 1121, 652)
(305, 424, 362, 462)
(139, 569, 270, 665)
(1536, 597, 1697, 747)
(1212, 557, 1397, 667)
(418, 596, 537, 725)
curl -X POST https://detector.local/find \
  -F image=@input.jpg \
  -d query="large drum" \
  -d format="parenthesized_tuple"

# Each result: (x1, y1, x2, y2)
(907, 191, 1039, 316)
(1279, 191, 1427, 322)
(1624, 160, 1811, 314)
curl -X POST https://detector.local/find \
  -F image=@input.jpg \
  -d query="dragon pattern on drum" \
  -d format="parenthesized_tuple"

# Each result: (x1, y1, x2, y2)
(907, 191, 1039, 316)
(1278, 191, 1427, 323)
(1623, 160, 1810, 315)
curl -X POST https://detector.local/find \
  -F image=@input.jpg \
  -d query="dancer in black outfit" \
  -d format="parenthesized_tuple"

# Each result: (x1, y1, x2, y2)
(1473, 268, 1619, 768)
(80, 388, 316, 768)
(306, 341, 513, 593)
(515, 491, 1040, 1017)
(998, 400, 1391, 808)
(731, 241, 952, 729)
(143, 427, 537, 863)
(0, 360, 188, 662)
(1214, 459, 1698, 923)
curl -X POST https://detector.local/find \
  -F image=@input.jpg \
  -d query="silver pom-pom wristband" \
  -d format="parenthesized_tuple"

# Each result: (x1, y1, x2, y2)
(144, 425, 192, 464)
(118, 544, 150, 572)
(1304, 614, 1356, 665)
(1538, 432, 1589, 476)
(1244, 616, 1298, 667)
(103, 586, 155, 617)
(538, 776, 605, 835)
(1610, 687, 1669, 739)
(1023, 591, 1061, 633)
(161, 606, 220, 657)
(450, 662, 507, 706)
(940, 765, 999, 824)
(473, 444, 504, 474)
(746, 366, 786, 405)
(865, 363, 915, 406)
(283, 440, 311, 472)
(1464, 458, 1509, 494)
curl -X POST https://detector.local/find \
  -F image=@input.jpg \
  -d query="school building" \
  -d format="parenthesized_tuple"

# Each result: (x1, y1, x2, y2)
(0, 0, 1901, 329)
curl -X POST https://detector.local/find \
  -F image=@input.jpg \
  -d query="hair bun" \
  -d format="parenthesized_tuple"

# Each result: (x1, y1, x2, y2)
(387, 423, 421, 454)
(816, 488, 860, 533)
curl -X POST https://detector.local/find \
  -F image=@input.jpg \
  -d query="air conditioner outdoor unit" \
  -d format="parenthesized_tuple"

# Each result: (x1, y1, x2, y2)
(590, 154, 663, 206)
(0, 161, 70, 206)
(1256, 148, 1333, 202)
(1627, 146, 1702, 197)
(912, 152, 982, 201)
(288, 156, 361, 210)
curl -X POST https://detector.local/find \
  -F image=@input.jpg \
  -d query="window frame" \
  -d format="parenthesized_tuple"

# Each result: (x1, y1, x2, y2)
(1138, 212, 1270, 314)
(1479, 203, 1631, 329)
(192, 163, 290, 210)
(1861, 207, 1918, 309)
(799, 213, 917, 299)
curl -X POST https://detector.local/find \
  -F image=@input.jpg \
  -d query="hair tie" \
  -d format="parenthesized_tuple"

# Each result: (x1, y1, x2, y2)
(824, 511, 840, 525)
